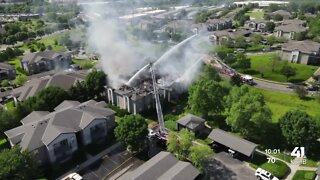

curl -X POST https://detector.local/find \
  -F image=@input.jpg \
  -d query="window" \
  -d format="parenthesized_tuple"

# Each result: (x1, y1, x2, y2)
(60, 139, 68, 146)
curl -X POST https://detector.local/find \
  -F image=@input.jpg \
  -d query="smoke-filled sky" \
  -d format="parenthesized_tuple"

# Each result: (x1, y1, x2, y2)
(84, 2, 211, 89)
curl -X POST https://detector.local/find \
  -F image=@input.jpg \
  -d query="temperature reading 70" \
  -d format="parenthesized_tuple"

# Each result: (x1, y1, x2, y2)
(267, 157, 276, 163)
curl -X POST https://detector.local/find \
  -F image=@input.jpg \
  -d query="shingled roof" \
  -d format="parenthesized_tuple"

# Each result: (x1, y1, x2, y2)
(119, 151, 200, 180)
(0, 63, 14, 70)
(282, 40, 320, 54)
(4, 100, 115, 151)
(13, 71, 86, 101)
(21, 51, 69, 64)
(208, 128, 258, 157)
(177, 114, 205, 130)
(275, 23, 307, 33)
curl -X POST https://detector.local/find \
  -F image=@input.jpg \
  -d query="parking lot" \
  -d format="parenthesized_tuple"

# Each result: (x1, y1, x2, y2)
(80, 145, 142, 180)
(204, 152, 256, 180)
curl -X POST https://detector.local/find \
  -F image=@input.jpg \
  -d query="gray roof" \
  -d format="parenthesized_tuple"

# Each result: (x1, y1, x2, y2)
(119, 151, 200, 180)
(0, 63, 14, 70)
(275, 23, 307, 33)
(208, 128, 258, 157)
(271, 10, 290, 16)
(21, 51, 69, 64)
(213, 29, 252, 39)
(13, 72, 85, 101)
(177, 114, 205, 130)
(206, 18, 231, 24)
(4, 100, 115, 151)
(282, 40, 320, 54)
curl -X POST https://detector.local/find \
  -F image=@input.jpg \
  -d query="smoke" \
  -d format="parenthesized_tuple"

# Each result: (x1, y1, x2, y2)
(83, 2, 212, 90)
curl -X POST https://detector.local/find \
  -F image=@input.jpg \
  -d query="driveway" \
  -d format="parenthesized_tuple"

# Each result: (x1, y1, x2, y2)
(204, 152, 256, 180)
(79, 145, 142, 180)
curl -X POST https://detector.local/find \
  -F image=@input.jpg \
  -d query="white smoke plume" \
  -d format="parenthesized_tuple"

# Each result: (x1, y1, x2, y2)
(83, 2, 212, 90)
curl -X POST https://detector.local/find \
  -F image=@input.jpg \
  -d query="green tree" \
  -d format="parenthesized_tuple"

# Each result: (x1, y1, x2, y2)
(14, 75, 27, 87)
(234, 36, 247, 48)
(189, 144, 213, 172)
(0, 109, 19, 133)
(188, 79, 227, 117)
(202, 65, 221, 82)
(230, 74, 243, 87)
(1, 79, 9, 87)
(0, 146, 40, 180)
(36, 86, 71, 111)
(279, 110, 320, 149)
(265, 22, 275, 32)
(281, 62, 296, 81)
(69, 81, 89, 102)
(167, 129, 195, 160)
(274, 14, 283, 21)
(84, 70, 106, 99)
(266, 36, 276, 46)
(225, 86, 272, 139)
(251, 34, 263, 45)
(236, 53, 251, 70)
(115, 114, 148, 151)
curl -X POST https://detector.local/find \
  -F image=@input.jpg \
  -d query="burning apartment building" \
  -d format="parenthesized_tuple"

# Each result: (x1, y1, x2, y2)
(105, 69, 172, 115)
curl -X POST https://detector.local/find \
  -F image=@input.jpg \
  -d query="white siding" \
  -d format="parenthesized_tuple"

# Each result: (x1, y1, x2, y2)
(46, 133, 78, 163)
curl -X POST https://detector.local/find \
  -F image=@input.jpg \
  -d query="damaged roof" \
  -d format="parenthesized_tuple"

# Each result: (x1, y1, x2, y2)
(4, 100, 115, 151)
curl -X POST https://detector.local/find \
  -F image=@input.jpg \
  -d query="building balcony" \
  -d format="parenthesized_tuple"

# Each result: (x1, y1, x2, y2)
(53, 145, 73, 161)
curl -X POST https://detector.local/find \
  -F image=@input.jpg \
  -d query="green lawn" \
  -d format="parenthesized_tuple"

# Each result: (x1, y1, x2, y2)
(292, 170, 316, 180)
(249, 153, 289, 179)
(245, 53, 318, 83)
(245, 11, 264, 19)
(8, 56, 21, 68)
(252, 88, 320, 122)
(72, 59, 97, 69)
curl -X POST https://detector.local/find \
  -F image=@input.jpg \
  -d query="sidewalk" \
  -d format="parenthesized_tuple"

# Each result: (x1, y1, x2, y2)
(56, 142, 122, 180)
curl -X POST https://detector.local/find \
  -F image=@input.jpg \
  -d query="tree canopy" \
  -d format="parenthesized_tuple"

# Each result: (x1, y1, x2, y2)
(114, 114, 148, 151)
(224, 85, 272, 139)
(279, 110, 320, 149)
(281, 62, 296, 81)
(0, 146, 40, 180)
(189, 144, 213, 172)
(188, 78, 227, 117)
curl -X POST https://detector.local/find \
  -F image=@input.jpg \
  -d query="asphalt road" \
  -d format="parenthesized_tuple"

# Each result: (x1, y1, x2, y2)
(253, 79, 293, 93)
(205, 152, 256, 180)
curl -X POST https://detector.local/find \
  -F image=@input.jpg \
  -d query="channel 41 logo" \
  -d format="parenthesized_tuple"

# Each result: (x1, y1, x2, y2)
(290, 147, 306, 165)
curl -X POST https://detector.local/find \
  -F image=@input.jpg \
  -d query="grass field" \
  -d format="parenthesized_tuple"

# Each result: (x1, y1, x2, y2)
(249, 153, 289, 179)
(245, 53, 318, 83)
(245, 10, 264, 19)
(292, 170, 316, 180)
(252, 88, 320, 122)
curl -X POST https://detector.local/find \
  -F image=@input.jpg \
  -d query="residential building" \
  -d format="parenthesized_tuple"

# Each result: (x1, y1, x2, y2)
(233, 1, 289, 7)
(209, 29, 252, 45)
(118, 151, 200, 180)
(268, 10, 291, 19)
(206, 19, 232, 31)
(12, 71, 86, 101)
(274, 20, 307, 39)
(281, 40, 320, 65)
(244, 20, 268, 32)
(4, 100, 116, 165)
(20, 51, 72, 75)
(0, 63, 16, 81)
(208, 128, 258, 158)
(105, 81, 171, 115)
(176, 114, 205, 134)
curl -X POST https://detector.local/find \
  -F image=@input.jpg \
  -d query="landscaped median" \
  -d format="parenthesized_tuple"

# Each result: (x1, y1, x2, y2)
(248, 153, 290, 179)
(292, 170, 316, 180)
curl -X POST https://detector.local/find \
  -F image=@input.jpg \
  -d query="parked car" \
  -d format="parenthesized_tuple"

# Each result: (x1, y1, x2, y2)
(255, 168, 279, 180)
(61, 173, 83, 180)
